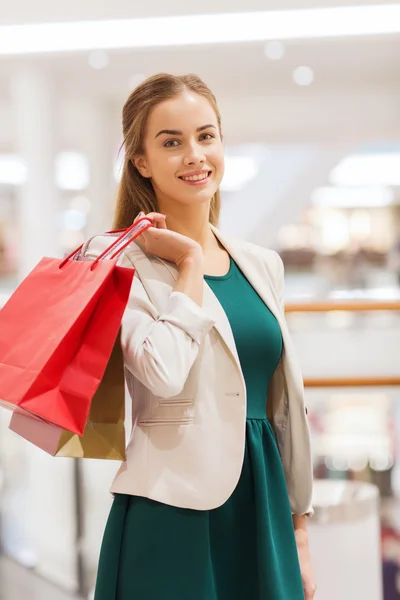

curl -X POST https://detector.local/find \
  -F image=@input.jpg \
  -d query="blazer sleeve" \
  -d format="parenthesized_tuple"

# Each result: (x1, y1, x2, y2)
(272, 250, 315, 517)
(84, 235, 216, 399)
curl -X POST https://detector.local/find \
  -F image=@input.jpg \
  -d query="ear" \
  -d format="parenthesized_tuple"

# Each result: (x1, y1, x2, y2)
(132, 155, 151, 178)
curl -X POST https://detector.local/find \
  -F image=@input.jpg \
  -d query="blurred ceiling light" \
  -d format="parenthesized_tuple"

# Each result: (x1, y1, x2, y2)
(0, 152, 89, 190)
(321, 211, 349, 252)
(311, 185, 394, 208)
(88, 49, 110, 69)
(349, 209, 372, 241)
(0, 154, 26, 185)
(330, 456, 349, 471)
(220, 156, 259, 192)
(55, 152, 89, 190)
(347, 456, 368, 471)
(1, 5, 400, 54)
(277, 224, 310, 249)
(292, 65, 314, 86)
(264, 40, 285, 60)
(370, 454, 394, 471)
(330, 153, 400, 186)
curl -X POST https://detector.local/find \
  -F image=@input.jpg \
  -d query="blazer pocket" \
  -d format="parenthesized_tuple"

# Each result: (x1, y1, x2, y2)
(138, 416, 194, 426)
(139, 402, 195, 426)
(158, 397, 194, 407)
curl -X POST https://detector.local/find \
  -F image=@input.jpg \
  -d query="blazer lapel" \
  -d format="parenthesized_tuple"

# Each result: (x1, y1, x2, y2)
(210, 225, 292, 383)
(210, 225, 281, 324)
(125, 225, 280, 379)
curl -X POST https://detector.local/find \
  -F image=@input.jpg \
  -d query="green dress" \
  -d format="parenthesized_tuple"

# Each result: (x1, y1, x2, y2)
(94, 255, 304, 600)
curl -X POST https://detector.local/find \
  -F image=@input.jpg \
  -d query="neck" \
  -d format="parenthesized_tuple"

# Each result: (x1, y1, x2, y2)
(157, 202, 221, 253)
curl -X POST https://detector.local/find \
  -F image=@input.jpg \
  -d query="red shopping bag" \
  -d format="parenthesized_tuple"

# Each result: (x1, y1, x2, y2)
(0, 217, 152, 435)
(9, 336, 127, 460)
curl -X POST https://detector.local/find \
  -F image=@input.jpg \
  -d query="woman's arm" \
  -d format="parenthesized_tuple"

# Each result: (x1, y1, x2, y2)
(273, 249, 316, 596)
(293, 514, 317, 599)
(86, 236, 215, 399)
(121, 251, 215, 399)
(173, 253, 205, 307)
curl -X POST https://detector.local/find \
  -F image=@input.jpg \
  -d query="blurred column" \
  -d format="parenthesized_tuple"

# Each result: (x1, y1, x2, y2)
(81, 100, 116, 237)
(11, 69, 59, 280)
(75, 103, 118, 592)
(9, 70, 79, 592)
(308, 480, 383, 600)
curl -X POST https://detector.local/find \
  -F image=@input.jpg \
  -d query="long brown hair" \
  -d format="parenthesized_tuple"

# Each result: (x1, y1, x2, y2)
(113, 73, 222, 229)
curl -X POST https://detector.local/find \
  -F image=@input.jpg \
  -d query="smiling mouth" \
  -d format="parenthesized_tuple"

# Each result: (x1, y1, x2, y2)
(179, 171, 211, 182)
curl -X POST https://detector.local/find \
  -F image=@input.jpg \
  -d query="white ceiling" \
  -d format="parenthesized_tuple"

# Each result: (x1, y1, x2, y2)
(0, 2, 398, 148)
(2, 34, 398, 92)
(0, 2, 399, 248)
(3, 0, 397, 24)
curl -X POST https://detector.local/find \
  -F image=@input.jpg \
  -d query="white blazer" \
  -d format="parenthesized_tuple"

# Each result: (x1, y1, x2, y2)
(87, 224, 314, 516)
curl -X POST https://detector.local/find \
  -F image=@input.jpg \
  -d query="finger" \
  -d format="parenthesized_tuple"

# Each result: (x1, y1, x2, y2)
(133, 212, 144, 223)
(134, 211, 166, 223)
(143, 212, 167, 229)
(154, 215, 168, 229)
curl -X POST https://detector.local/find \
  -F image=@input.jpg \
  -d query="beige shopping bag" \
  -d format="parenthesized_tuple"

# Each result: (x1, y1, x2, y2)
(9, 337, 126, 460)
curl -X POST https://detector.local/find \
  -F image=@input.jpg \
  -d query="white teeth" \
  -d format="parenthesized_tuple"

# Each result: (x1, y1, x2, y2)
(181, 173, 209, 182)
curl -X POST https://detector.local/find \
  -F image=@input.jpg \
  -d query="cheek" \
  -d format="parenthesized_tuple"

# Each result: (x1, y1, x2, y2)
(218, 155, 225, 178)
(209, 147, 225, 178)
(151, 154, 180, 181)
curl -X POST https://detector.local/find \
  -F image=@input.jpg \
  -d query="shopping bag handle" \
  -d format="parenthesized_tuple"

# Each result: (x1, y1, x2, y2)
(59, 217, 153, 270)
(73, 226, 130, 261)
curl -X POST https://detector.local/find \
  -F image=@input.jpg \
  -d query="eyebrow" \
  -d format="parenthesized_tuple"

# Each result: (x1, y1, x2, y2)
(155, 124, 216, 138)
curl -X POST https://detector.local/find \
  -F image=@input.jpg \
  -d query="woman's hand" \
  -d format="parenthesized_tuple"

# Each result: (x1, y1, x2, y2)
(133, 211, 203, 269)
(295, 530, 317, 599)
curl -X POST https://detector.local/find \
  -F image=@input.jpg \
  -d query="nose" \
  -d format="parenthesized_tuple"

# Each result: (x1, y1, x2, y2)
(183, 140, 206, 167)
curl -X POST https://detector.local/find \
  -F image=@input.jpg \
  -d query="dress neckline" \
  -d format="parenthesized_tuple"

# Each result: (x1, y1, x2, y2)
(204, 255, 234, 281)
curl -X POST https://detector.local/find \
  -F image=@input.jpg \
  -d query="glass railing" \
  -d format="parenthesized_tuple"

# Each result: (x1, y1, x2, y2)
(285, 299, 400, 600)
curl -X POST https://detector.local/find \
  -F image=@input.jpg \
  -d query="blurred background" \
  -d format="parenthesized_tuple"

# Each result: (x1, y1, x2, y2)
(0, 1, 400, 598)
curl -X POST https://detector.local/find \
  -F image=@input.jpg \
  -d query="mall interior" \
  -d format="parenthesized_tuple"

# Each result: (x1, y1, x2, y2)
(0, 1, 400, 599)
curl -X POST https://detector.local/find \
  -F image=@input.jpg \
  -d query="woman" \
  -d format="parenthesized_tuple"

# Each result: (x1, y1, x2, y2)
(90, 73, 316, 600)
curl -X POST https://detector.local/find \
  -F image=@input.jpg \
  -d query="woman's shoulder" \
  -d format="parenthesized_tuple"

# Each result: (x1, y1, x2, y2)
(227, 232, 283, 276)
(236, 238, 285, 302)
(244, 239, 281, 262)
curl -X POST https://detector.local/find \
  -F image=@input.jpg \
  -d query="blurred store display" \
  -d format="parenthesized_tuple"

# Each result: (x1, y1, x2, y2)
(307, 390, 400, 600)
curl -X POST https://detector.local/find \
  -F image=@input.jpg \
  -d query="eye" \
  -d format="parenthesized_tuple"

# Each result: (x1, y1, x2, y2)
(200, 133, 215, 141)
(164, 139, 180, 148)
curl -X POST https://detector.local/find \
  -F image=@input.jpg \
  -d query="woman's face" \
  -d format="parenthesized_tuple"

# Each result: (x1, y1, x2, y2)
(134, 91, 224, 208)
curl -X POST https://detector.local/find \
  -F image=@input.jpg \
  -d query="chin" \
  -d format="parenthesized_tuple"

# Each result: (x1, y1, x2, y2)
(188, 189, 218, 202)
